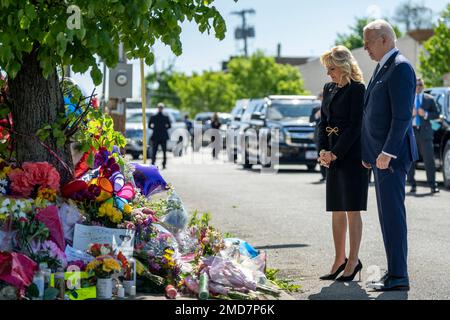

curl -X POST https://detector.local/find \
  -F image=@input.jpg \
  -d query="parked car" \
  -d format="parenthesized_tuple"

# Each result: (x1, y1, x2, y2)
(125, 108, 186, 159)
(192, 112, 232, 150)
(238, 95, 321, 170)
(226, 99, 249, 161)
(424, 87, 450, 188)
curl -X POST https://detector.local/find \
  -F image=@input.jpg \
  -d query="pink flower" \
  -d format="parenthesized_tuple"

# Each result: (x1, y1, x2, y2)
(41, 240, 67, 268)
(9, 162, 60, 197)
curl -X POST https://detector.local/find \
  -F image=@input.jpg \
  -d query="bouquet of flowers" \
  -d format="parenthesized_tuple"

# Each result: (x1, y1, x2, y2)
(8, 162, 60, 198)
(85, 244, 123, 279)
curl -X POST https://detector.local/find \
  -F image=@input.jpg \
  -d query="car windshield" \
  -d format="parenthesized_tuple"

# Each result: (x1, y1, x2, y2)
(427, 90, 447, 116)
(268, 101, 318, 120)
(127, 113, 151, 123)
(170, 112, 183, 122)
(125, 129, 142, 138)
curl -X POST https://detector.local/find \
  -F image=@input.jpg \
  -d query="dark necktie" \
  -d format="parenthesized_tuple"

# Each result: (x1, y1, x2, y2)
(370, 64, 380, 84)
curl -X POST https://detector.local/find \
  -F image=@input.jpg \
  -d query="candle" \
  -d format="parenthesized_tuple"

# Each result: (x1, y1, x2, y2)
(165, 285, 177, 299)
(117, 285, 125, 299)
(129, 285, 136, 297)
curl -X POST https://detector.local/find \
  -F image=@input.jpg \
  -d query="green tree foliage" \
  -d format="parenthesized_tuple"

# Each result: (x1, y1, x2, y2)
(166, 52, 308, 116)
(335, 17, 403, 50)
(169, 71, 237, 116)
(419, 5, 450, 87)
(145, 62, 181, 109)
(0, 0, 233, 179)
(227, 51, 308, 99)
(0, 0, 229, 84)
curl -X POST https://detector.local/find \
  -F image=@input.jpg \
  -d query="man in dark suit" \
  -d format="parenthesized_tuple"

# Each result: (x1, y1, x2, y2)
(361, 20, 418, 291)
(149, 103, 171, 169)
(407, 78, 440, 194)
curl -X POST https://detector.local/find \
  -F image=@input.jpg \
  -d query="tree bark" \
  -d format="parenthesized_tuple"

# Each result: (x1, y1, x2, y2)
(8, 45, 74, 185)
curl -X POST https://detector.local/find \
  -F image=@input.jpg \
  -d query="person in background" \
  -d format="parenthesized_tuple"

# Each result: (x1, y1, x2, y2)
(184, 114, 194, 153)
(407, 78, 440, 194)
(149, 103, 171, 169)
(310, 90, 326, 182)
(210, 113, 221, 159)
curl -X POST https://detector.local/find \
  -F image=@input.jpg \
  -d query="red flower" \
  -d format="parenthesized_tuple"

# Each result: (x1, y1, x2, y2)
(117, 251, 128, 268)
(9, 162, 60, 197)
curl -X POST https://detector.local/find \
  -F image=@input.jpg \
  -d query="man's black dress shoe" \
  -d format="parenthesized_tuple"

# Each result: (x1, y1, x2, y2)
(375, 276, 410, 292)
(409, 186, 417, 193)
(431, 186, 440, 194)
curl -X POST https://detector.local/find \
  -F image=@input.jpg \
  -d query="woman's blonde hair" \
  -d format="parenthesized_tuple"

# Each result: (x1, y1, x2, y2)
(320, 45, 364, 84)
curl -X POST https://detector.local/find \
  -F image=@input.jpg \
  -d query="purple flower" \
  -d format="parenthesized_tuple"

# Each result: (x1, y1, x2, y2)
(94, 148, 109, 169)
(42, 240, 68, 267)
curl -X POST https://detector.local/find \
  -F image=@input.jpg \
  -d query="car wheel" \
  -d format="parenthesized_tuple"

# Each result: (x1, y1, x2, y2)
(242, 138, 252, 169)
(443, 142, 450, 189)
(307, 164, 317, 172)
(132, 153, 140, 160)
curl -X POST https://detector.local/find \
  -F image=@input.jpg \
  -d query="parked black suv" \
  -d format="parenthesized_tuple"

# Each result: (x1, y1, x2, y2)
(238, 95, 321, 170)
(425, 87, 450, 188)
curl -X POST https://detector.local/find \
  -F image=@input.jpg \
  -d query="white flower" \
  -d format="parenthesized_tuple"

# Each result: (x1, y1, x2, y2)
(100, 246, 111, 256)
(2, 198, 10, 206)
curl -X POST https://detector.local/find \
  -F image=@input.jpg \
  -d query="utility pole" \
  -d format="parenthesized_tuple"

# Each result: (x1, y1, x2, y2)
(231, 9, 255, 57)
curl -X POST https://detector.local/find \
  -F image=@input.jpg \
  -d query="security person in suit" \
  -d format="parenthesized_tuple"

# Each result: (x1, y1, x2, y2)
(407, 78, 440, 194)
(361, 20, 418, 291)
(149, 103, 171, 169)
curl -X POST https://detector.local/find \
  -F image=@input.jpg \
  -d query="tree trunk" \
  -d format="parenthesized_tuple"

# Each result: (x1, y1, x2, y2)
(8, 45, 74, 185)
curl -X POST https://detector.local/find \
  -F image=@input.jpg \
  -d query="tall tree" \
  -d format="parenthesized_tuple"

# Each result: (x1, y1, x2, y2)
(419, 4, 450, 87)
(335, 17, 403, 50)
(227, 51, 308, 99)
(169, 71, 237, 116)
(393, 0, 434, 32)
(145, 61, 181, 109)
(0, 0, 230, 183)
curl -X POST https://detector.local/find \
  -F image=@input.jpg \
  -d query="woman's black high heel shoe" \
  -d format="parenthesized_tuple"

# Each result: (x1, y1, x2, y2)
(336, 260, 363, 282)
(319, 259, 348, 280)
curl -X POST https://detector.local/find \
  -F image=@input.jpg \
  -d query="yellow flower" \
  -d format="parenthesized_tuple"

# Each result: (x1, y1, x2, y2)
(123, 204, 132, 215)
(0, 165, 12, 179)
(86, 259, 101, 272)
(102, 258, 120, 273)
(37, 188, 57, 202)
(164, 249, 175, 255)
(0, 214, 6, 222)
(98, 202, 123, 223)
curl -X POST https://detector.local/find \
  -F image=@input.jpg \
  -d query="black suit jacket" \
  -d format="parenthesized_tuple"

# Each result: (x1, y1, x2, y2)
(414, 93, 439, 140)
(149, 112, 171, 141)
(318, 81, 365, 161)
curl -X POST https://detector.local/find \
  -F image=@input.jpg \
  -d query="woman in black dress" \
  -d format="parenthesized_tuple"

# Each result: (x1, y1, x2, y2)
(317, 46, 369, 282)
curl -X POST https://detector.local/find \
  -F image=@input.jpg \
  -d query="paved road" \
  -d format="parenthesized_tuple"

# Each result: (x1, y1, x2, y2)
(142, 148, 450, 300)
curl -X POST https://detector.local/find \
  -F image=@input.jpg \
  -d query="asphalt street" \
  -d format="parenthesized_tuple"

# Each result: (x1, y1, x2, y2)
(142, 148, 450, 300)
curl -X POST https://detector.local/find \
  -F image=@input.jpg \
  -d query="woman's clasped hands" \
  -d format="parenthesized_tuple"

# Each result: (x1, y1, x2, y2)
(318, 150, 337, 168)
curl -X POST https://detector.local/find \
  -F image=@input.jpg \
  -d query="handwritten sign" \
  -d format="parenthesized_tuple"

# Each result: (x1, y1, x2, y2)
(73, 224, 135, 259)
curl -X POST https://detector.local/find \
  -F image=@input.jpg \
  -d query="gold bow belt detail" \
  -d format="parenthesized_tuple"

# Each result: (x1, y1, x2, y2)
(326, 126, 339, 137)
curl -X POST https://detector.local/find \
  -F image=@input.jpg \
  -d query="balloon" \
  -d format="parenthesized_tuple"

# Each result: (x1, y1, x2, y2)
(90, 177, 113, 202)
(116, 183, 135, 200)
(114, 196, 128, 211)
(132, 163, 167, 197)
(110, 171, 125, 192)
(61, 180, 88, 198)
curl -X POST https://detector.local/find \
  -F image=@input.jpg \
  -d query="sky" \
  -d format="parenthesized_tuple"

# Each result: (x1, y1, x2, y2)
(72, 0, 449, 100)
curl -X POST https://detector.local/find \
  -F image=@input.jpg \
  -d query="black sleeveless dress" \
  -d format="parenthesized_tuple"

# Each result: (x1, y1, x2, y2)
(318, 81, 369, 212)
